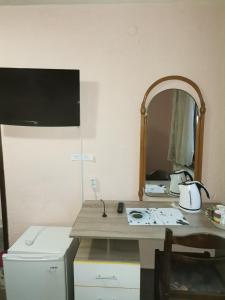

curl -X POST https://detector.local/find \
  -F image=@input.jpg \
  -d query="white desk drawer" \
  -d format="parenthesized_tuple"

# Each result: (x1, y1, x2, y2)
(75, 286, 140, 300)
(74, 261, 140, 288)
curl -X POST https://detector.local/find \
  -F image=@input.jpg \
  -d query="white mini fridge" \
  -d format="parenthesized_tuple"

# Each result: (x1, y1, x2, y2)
(3, 226, 79, 300)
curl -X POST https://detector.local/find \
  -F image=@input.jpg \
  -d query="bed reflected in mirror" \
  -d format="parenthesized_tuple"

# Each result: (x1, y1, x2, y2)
(145, 89, 197, 197)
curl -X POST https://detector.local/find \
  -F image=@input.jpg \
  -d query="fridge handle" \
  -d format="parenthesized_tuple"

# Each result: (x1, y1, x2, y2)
(3, 255, 62, 261)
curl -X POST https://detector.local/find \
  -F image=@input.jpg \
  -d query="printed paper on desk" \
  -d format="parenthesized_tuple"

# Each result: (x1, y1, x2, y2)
(145, 184, 166, 193)
(126, 208, 189, 226)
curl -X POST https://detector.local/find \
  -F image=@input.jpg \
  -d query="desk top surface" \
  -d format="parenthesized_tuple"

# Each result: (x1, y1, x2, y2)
(70, 200, 225, 240)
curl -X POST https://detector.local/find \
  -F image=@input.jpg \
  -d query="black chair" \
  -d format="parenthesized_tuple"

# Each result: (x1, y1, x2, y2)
(154, 228, 225, 300)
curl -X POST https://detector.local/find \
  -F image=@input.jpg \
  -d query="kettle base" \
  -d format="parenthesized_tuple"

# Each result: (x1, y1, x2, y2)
(179, 205, 201, 213)
(168, 191, 180, 198)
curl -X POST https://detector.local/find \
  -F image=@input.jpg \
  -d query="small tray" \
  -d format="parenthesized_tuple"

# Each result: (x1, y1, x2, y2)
(210, 219, 225, 230)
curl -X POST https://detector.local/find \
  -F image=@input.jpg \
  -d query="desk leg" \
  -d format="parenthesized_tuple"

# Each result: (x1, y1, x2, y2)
(106, 239, 110, 256)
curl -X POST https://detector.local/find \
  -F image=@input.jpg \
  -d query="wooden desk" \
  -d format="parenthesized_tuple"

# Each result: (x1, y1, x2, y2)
(70, 200, 225, 240)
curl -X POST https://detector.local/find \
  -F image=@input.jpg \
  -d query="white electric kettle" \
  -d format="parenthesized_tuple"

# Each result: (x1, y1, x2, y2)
(169, 170, 193, 195)
(178, 181, 210, 212)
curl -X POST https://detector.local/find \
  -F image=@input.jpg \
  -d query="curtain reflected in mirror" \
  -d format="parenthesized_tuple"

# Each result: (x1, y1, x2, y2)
(145, 89, 197, 197)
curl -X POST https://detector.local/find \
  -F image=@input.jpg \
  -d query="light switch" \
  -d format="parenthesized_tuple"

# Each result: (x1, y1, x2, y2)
(71, 153, 95, 162)
(71, 154, 82, 161)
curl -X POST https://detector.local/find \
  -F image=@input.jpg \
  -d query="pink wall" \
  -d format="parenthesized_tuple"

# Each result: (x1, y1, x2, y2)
(146, 89, 173, 175)
(0, 2, 224, 245)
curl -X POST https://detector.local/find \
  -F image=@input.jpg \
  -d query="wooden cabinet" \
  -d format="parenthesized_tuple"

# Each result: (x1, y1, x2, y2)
(74, 239, 140, 300)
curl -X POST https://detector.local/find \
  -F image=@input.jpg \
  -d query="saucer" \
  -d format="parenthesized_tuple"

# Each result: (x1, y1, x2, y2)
(210, 219, 225, 230)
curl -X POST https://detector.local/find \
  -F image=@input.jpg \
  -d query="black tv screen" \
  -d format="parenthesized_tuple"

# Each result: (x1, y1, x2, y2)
(0, 67, 80, 126)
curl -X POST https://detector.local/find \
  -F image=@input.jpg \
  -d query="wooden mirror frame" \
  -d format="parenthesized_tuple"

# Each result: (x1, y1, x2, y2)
(138, 75, 206, 201)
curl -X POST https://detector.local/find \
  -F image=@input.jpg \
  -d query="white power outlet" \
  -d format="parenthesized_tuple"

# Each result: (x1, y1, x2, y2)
(83, 154, 95, 161)
(71, 153, 95, 162)
(90, 178, 102, 201)
(90, 178, 97, 191)
(71, 154, 82, 161)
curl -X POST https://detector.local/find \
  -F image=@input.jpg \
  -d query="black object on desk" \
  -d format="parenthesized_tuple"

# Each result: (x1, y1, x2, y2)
(117, 202, 124, 214)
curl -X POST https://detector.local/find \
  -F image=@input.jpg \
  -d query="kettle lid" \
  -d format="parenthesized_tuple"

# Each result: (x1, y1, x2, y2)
(179, 180, 199, 186)
(171, 170, 193, 180)
(172, 169, 186, 174)
(179, 181, 210, 199)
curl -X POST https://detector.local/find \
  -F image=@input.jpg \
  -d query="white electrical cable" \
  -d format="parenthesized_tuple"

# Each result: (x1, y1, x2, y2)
(25, 226, 46, 246)
(80, 126, 84, 204)
(93, 187, 98, 201)
(79, 88, 84, 205)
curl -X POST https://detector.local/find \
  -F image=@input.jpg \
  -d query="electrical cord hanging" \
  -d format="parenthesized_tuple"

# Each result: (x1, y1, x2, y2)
(100, 199, 107, 218)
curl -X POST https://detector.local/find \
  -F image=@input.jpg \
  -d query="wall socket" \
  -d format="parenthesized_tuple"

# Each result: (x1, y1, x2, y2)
(90, 178, 102, 200)
(71, 153, 95, 162)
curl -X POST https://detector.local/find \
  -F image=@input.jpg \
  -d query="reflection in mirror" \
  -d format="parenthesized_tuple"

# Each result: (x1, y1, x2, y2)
(145, 89, 197, 197)
(0, 203, 3, 267)
(139, 75, 205, 201)
(0, 204, 2, 248)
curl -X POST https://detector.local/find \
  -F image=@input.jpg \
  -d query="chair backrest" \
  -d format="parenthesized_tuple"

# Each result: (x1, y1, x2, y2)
(164, 228, 225, 252)
(158, 229, 225, 300)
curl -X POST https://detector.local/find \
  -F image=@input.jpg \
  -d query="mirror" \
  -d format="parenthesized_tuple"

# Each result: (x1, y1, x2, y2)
(139, 76, 205, 200)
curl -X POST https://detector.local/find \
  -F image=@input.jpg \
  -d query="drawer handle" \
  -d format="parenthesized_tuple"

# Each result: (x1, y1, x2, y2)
(96, 275, 117, 280)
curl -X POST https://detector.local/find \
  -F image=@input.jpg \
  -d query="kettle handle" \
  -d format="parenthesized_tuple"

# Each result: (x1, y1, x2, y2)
(183, 171, 193, 181)
(196, 182, 210, 199)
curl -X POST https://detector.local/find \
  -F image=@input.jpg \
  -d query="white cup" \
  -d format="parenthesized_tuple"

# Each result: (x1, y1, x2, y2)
(216, 204, 225, 212)
(220, 212, 225, 225)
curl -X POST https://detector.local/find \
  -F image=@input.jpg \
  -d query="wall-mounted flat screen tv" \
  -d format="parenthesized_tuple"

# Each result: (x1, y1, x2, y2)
(0, 67, 80, 126)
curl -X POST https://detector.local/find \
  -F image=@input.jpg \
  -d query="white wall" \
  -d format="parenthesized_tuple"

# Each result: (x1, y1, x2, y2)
(0, 1, 224, 248)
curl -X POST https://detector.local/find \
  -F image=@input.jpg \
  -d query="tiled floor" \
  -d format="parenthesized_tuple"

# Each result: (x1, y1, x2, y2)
(0, 288, 6, 300)
(141, 268, 155, 299)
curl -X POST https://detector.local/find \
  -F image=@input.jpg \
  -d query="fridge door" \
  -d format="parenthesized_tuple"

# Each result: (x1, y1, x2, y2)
(3, 253, 67, 300)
